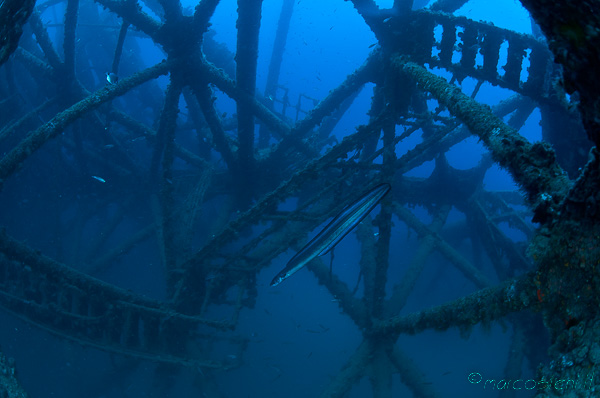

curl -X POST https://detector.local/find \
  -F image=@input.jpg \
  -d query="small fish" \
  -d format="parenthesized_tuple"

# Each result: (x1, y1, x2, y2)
(269, 365, 282, 382)
(91, 176, 106, 183)
(270, 365, 282, 372)
(270, 183, 391, 287)
(205, 273, 217, 281)
(103, 144, 115, 149)
(368, 43, 377, 48)
(106, 72, 118, 84)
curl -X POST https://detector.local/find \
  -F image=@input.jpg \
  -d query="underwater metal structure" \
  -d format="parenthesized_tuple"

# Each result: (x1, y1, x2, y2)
(0, 0, 599, 396)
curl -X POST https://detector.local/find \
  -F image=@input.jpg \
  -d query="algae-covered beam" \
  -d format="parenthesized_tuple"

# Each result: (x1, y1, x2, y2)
(429, 0, 470, 13)
(94, 0, 162, 40)
(216, 182, 370, 325)
(393, 0, 414, 14)
(84, 197, 133, 263)
(0, 0, 35, 66)
(85, 218, 157, 275)
(190, 80, 237, 170)
(371, 118, 396, 318)
(0, 97, 56, 144)
(385, 205, 450, 317)
(360, 85, 389, 318)
(179, 169, 213, 257)
(358, 218, 378, 318)
(193, 0, 220, 34)
(182, 88, 212, 159)
(152, 74, 183, 296)
(374, 271, 538, 336)
(395, 94, 533, 175)
(392, 56, 571, 224)
(173, 116, 388, 309)
(63, 0, 79, 79)
(319, 341, 371, 398)
(467, 197, 532, 279)
(361, 92, 395, 318)
(158, 0, 182, 22)
(348, 0, 388, 42)
(392, 203, 494, 288)
(150, 74, 182, 179)
(111, 21, 129, 76)
(264, 0, 294, 103)
(13, 48, 56, 80)
(270, 50, 379, 159)
(235, 0, 262, 201)
(291, 53, 377, 132)
(482, 191, 533, 238)
(194, 55, 292, 138)
(28, 10, 63, 69)
(388, 347, 439, 398)
(518, 0, 600, 147)
(15, 18, 149, 179)
(368, 343, 393, 398)
(308, 258, 370, 329)
(0, 348, 29, 398)
(109, 108, 210, 169)
(0, 59, 173, 186)
(0, 229, 232, 333)
(502, 322, 526, 398)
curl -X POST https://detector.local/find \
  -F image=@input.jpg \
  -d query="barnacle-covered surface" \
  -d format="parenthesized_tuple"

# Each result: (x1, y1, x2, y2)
(0, 0, 598, 397)
(0, 348, 28, 398)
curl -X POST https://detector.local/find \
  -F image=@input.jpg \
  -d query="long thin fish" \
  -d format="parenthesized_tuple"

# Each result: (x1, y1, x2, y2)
(270, 183, 391, 287)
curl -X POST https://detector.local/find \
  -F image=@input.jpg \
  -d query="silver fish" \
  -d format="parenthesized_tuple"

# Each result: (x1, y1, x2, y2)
(270, 183, 391, 287)
(106, 72, 118, 84)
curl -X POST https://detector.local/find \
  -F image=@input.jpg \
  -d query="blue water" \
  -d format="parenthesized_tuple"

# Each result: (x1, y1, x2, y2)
(0, 0, 550, 397)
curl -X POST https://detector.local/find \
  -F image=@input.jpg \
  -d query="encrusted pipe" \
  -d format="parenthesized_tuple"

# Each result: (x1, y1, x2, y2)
(374, 271, 539, 336)
(111, 21, 129, 76)
(63, 0, 79, 78)
(0, 0, 35, 66)
(0, 59, 173, 186)
(392, 56, 571, 223)
(235, 0, 262, 200)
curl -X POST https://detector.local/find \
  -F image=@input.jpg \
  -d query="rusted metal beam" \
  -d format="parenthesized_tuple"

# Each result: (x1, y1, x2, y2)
(0, 59, 173, 186)
(392, 56, 571, 224)
(0, 0, 35, 66)
(374, 271, 539, 336)
(519, 0, 600, 147)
